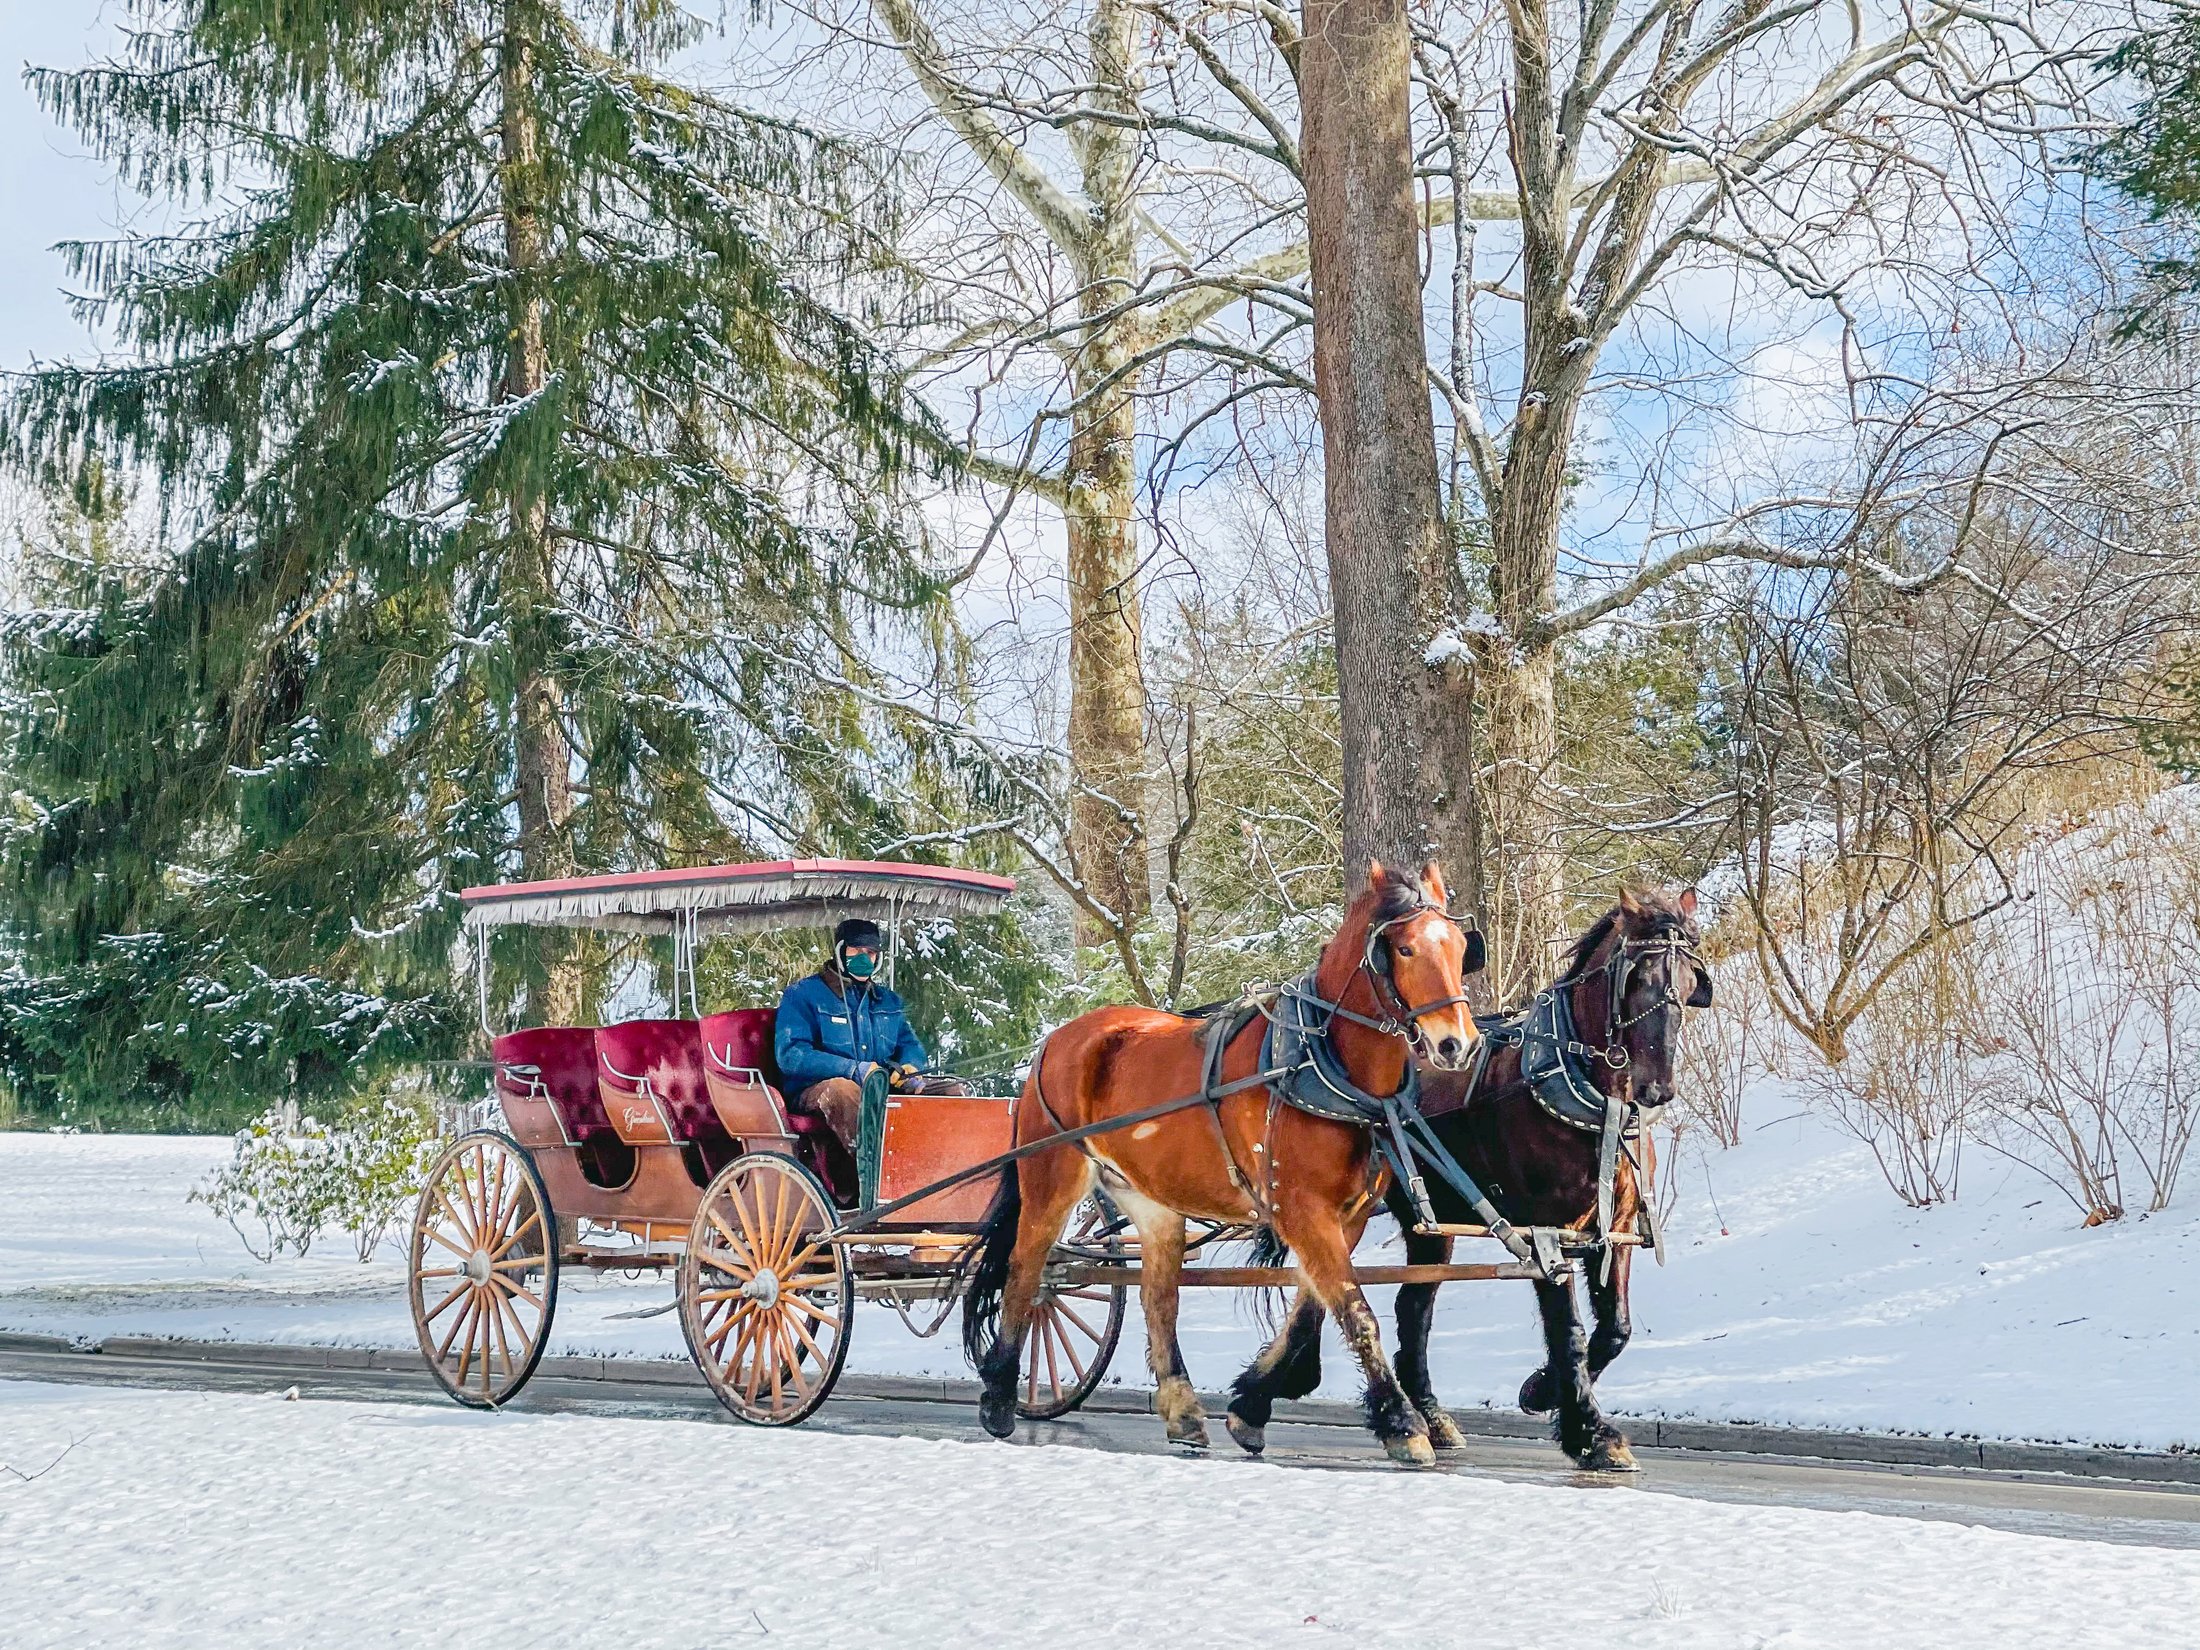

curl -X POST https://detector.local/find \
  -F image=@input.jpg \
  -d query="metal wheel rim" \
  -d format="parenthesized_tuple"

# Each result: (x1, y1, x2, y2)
(408, 1131, 558, 1409)
(1017, 1195, 1127, 1420)
(681, 1153, 853, 1426)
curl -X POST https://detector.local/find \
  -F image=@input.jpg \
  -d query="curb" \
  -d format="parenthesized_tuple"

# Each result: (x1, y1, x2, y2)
(14, 1331, 2195, 1487)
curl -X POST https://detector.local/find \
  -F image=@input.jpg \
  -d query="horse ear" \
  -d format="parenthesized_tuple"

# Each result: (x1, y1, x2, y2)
(1678, 887, 1699, 920)
(1366, 857, 1389, 891)
(1618, 885, 1646, 916)
(1419, 859, 1448, 906)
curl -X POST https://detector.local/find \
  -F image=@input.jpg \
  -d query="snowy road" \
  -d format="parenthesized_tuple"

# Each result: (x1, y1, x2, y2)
(5, 1339, 2198, 1552)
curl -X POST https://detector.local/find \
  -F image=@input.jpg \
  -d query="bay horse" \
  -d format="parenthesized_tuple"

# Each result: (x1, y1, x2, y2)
(962, 861, 1480, 1465)
(1226, 886, 1711, 1470)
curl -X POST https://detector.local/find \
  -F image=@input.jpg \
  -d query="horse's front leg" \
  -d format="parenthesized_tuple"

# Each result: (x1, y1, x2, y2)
(1281, 1209, 1431, 1467)
(1393, 1229, 1465, 1448)
(1585, 1241, 1633, 1379)
(1533, 1272, 1636, 1471)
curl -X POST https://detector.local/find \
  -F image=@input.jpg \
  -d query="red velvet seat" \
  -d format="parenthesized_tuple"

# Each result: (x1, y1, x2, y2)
(698, 1010, 826, 1136)
(493, 1026, 636, 1188)
(596, 1019, 739, 1185)
(700, 1007, 853, 1201)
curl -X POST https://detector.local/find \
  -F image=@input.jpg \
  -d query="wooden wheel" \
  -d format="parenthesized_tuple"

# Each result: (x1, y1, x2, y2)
(408, 1131, 558, 1408)
(680, 1153, 853, 1426)
(1018, 1194, 1127, 1420)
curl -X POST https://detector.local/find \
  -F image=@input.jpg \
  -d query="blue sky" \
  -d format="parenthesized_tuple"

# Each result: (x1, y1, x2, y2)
(2, 4, 133, 370)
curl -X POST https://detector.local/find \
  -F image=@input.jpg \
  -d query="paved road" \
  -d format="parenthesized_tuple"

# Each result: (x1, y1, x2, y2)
(7, 1343, 2198, 1550)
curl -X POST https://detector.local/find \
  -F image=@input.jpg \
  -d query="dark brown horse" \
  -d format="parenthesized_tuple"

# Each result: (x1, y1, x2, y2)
(1225, 886, 1710, 1470)
(962, 862, 1480, 1464)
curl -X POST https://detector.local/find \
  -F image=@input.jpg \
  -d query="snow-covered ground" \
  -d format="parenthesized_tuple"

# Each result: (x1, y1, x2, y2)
(3, 1378, 2194, 1650)
(4, 1119, 2197, 1449)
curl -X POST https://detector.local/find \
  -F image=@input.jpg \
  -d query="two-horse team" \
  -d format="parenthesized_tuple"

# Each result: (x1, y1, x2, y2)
(431, 855, 1710, 1468)
(962, 860, 1712, 1471)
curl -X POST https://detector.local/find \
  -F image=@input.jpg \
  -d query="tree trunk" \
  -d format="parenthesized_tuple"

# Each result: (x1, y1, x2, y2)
(1478, 388, 1573, 997)
(500, 0, 582, 1025)
(1063, 0, 1150, 944)
(1300, 0, 1461, 889)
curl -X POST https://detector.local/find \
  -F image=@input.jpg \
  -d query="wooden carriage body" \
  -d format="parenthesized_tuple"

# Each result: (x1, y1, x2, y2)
(488, 1009, 1014, 1237)
(407, 856, 1111, 1425)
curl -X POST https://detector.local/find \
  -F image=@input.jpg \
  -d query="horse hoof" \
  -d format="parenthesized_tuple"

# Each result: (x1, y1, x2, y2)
(978, 1394, 1017, 1440)
(1225, 1413, 1266, 1456)
(1580, 1434, 1639, 1473)
(1422, 1408, 1466, 1450)
(1385, 1433, 1436, 1468)
(1519, 1369, 1555, 1414)
(1168, 1419, 1212, 1451)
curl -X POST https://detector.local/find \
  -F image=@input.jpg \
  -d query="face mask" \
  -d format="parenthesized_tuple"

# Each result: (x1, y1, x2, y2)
(842, 949, 878, 980)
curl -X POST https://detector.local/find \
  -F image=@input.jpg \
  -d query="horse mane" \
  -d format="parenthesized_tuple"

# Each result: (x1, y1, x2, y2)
(1563, 887, 1693, 978)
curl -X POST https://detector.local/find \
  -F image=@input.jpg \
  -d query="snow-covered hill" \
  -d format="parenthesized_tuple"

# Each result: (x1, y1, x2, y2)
(4, 1122, 2193, 1450)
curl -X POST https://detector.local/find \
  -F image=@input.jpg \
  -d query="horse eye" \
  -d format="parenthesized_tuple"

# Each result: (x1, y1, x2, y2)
(1396, 945, 1414, 958)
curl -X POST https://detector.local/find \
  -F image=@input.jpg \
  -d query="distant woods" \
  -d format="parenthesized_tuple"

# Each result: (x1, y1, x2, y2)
(6, 0, 2200, 1139)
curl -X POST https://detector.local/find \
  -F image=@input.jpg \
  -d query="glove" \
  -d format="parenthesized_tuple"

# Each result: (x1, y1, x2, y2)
(889, 1063, 922, 1092)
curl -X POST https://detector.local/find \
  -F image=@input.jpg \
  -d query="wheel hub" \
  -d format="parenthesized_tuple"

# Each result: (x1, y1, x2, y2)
(741, 1268, 781, 1308)
(463, 1248, 494, 1285)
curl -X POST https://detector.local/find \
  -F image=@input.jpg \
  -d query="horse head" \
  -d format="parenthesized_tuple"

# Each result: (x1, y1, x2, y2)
(1344, 859, 1483, 1073)
(1566, 885, 1713, 1109)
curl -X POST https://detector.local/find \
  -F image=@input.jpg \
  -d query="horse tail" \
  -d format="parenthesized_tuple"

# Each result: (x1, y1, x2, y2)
(958, 1168, 1021, 1366)
(1245, 1223, 1292, 1333)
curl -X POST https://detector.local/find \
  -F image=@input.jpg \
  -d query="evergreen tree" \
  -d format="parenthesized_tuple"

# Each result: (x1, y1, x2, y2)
(0, 0, 963, 1126)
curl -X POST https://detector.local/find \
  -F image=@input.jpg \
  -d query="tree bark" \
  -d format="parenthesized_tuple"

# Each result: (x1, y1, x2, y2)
(1300, 0, 1462, 889)
(1061, 0, 1150, 942)
(500, 0, 582, 1025)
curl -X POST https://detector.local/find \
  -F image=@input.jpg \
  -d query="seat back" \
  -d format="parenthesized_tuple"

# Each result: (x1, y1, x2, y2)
(493, 1027, 610, 1148)
(699, 1009, 794, 1144)
(595, 1019, 719, 1147)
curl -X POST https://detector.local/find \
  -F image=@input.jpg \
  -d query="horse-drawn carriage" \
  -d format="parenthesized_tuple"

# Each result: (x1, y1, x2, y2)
(412, 854, 1699, 1468)
(408, 858, 1126, 1424)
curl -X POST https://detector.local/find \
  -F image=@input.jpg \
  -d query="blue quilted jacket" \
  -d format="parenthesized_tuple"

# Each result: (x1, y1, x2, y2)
(773, 971, 928, 1091)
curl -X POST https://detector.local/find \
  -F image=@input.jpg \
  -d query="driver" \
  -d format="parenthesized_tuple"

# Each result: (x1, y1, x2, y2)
(772, 917, 965, 1150)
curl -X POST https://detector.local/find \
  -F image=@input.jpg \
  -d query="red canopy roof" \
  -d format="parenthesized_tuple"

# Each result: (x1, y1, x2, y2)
(459, 858, 1015, 935)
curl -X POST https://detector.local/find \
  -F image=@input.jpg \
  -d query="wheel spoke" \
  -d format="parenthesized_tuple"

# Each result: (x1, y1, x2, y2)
(486, 1291, 513, 1387)
(1040, 1313, 1063, 1402)
(434, 1292, 478, 1361)
(768, 1169, 794, 1269)
(705, 1209, 759, 1272)
(696, 1245, 753, 1278)
(422, 1224, 474, 1262)
(779, 1302, 832, 1373)
(487, 1272, 545, 1313)
(489, 1208, 543, 1262)
(1052, 1301, 1106, 1346)
(432, 1187, 480, 1247)
(422, 1277, 470, 1325)
(778, 1293, 842, 1326)
(484, 1150, 509, 1248)
(729, 1182, 771, 1272)
(704, 1299, 756, 1354)
(1050, 1315, 1090, 1385)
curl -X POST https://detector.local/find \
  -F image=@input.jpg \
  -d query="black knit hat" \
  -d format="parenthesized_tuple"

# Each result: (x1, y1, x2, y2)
(833, 917, 883, 949)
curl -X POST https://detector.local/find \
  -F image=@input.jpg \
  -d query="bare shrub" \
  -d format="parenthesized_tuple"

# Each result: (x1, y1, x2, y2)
(1676, 945, 1781, 1149)
(1799, 938, 1979, 1208)
(1974, 798, 2200, 1219)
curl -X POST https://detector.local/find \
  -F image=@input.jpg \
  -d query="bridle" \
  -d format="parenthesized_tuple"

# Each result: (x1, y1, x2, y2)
(1325, 896, 1483, 1060)
(1554, 928, 1706, 1085)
